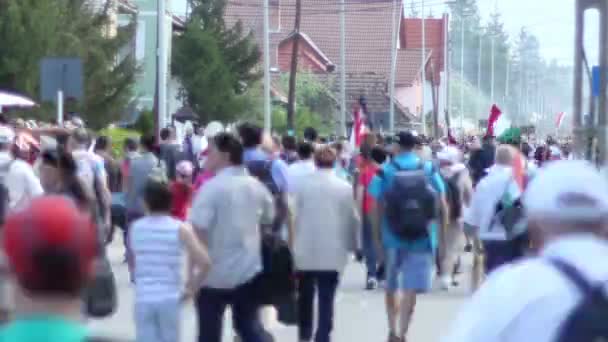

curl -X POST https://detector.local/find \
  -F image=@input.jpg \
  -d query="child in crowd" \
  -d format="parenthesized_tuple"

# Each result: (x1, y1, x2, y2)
(170, 160, 194, 221)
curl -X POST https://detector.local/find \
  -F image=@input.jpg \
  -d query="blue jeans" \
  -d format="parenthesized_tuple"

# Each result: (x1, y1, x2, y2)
(196, 285, 267, 342)
(385, 249, 433, 293)
(135, 298, 180, 342)
(361, 215, 378, 277)
(297, 271, 340, 342)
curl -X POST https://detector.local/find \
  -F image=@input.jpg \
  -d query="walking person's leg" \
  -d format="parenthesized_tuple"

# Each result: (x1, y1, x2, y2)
(157, 298, 181, 342)
(384, 249, 403, 342)
(398, 251, 434, 342)
(297, 272, 316, 342)
(233, 286, 267, 342)
(197, 288, 229, 342)
(135, 301, 160, 342)
(314, 271, 340, 342)
(362, 216, 378, 289)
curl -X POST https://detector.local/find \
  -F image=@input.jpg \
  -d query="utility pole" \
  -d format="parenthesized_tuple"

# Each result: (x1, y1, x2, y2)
(156, 0, 167, 136)
(421, 0, 427, 135)
(263, 0, 272, 133)
(287, 0, 302, 133)
(339, 0, 347, 136)
(263, 0, 271, 132)
(477, 32, 482, 121)
(490, 34, 496, 104)
(388, 0, 398, 133)
(460, 14, 465, 133)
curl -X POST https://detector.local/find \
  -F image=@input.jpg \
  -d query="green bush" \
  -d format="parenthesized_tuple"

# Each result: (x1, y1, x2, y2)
(98, 127, 140, 158)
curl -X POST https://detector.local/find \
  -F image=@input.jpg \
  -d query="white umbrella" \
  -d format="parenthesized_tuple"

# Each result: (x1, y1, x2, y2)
(0, 90, 36, 112)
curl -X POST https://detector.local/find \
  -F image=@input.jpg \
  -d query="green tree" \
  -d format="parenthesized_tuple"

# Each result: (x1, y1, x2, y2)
(0, 0, 137, 128)
(173, 0, 260, 123)
(448, 0, 482, 83)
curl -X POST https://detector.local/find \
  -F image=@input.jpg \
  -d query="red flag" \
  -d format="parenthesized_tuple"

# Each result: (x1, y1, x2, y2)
(556, 112, 566, 128)
(485, 104, 502, 138)
(349, 104, 366, 149)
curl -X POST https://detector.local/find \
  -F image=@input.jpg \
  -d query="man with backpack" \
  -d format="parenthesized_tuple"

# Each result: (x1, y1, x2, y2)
(436, 146, 473, 290)
(368, 131, 448, 342)
(466, 145, 527, 277)
(443, 160, 608, 342)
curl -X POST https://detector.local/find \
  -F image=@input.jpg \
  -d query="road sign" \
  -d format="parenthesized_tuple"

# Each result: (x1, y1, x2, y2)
(40, 58, 83, 102)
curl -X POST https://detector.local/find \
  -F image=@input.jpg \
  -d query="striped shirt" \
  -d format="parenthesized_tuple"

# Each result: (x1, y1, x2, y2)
(129, 215, 183, 302)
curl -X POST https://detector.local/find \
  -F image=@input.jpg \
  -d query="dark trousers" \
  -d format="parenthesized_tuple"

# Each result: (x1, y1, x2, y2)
(361, 216, 378, 277)
(298, 271, 340, 342)
(196, 285, 266, 342)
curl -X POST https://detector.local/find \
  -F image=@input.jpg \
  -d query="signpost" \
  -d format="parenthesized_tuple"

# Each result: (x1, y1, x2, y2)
(40, 58, 83, 125)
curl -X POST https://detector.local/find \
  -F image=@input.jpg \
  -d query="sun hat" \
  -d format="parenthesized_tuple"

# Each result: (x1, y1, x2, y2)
(523, 160, 608, 222)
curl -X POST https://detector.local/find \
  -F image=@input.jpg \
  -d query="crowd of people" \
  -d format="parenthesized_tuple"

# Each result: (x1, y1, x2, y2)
(0, 116, 604, 342)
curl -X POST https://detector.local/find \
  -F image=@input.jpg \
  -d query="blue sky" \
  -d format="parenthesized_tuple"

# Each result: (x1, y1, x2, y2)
(171, 0, 598, 66)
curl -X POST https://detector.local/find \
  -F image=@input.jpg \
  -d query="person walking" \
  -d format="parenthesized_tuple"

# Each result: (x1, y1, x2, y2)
(287, 142, 315, 195)
(436, 146, 474, 289)
(189, 133, 275, 342)
(368, 131, 448, 342)
(125, 135, 165, 279)
(466, 145, 525, 277)
(130, 178, 211, 342)
(443, 160, 608, 342)
(170, 160, 195, 221)
(355, 145, 386, 290)
(293, 145, 359, 342)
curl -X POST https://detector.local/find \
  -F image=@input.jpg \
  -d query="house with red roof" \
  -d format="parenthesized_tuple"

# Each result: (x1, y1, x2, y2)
(225, 0, 448, 131)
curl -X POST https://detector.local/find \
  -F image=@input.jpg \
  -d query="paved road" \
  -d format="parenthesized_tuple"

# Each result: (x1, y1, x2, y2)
(89, 236, 472, 342)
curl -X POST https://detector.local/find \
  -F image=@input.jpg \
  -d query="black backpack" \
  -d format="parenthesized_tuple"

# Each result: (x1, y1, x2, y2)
(381, 160, 438, 241)
(444, 172, 462, 221)
(246, 159, 287, 233)
(550, 258, 608, 342)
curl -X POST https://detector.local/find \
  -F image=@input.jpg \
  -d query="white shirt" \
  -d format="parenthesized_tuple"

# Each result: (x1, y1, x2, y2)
(0, 152, 43, 211)
(467, 165, 516, 241)
(293, 169, 359, 272)
(130, 215, 183, 303)
(442, 234, 608, 342)
(287, 159, 315, 194)
(189, 166, 274, 289)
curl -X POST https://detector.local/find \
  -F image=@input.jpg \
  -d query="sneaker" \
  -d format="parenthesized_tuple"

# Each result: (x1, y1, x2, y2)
(388, 333, 404, 342)
(365, 276, 378, 290)
(440, 275, 451, 290)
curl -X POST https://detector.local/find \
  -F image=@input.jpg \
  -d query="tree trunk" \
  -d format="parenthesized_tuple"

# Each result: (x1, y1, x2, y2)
(286, 0, 302, 132)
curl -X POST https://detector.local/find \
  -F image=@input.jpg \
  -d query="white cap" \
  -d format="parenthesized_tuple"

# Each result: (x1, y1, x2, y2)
(0, 125, 15, 145)
(523, 160, 608, 222)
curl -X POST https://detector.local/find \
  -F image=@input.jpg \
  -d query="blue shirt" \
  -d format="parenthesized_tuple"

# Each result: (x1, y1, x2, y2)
(243, 148, 289, 192)
(368, 152, 445, 252)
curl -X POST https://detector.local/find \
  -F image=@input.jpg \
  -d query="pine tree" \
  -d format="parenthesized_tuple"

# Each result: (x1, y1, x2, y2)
(0, 0, 137, 128)
(172, 0, 261, 123)
(448, 0, 482, 85)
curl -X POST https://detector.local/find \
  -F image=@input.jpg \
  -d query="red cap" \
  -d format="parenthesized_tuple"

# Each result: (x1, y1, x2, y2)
(3, 196, 97, 292)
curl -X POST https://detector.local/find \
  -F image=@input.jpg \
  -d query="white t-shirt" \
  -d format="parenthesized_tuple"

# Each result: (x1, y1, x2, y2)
(0, 152, 43, 211)
(287, 159, 316, 194)
(130, 215, 183, 303)
(443, 235, 608, 342)
(189, 166, 274, 289)
(72, 149, 106, 193)
(467, 165, 520, 241)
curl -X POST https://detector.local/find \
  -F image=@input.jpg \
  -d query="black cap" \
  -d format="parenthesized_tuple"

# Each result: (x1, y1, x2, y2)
(396, 131, 419, 149)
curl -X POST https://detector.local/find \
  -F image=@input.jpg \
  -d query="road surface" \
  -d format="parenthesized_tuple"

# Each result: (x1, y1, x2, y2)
(89, 235, 471, 341)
